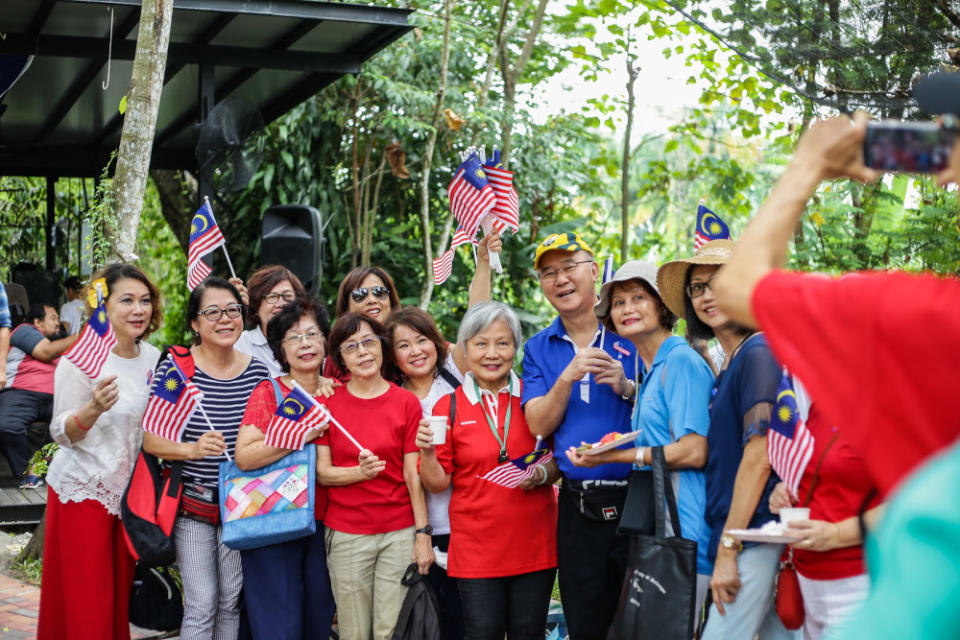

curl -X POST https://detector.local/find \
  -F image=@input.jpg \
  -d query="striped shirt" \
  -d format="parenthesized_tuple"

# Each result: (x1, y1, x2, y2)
(154, 356, 269, 488)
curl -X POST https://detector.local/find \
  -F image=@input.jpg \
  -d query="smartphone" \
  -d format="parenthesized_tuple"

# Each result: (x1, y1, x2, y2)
(863, 121, 956, 173)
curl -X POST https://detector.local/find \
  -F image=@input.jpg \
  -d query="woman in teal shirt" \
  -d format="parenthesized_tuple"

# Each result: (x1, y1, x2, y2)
(566, 260, 715, 622)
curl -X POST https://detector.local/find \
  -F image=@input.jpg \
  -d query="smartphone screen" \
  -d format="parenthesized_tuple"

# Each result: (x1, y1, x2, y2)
(863, 121, 956, 173)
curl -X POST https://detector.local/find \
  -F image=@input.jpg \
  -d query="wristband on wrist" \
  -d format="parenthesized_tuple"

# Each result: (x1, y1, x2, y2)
(73, 413, 93, 431)
(634, 446, 647, 466)
(535, 464, 548, 486)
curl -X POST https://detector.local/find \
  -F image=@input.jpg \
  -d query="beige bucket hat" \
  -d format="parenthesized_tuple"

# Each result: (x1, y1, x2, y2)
(594, 260, 661, 321)
(656, 239, 734, 318)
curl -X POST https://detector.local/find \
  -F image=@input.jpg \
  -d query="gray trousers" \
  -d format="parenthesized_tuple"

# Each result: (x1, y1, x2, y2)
(175, 516, 244, 640)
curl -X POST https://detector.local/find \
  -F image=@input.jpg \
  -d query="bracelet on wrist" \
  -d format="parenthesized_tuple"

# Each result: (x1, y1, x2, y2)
(536, 464, 549, 486)
(73, 413, 93, 431)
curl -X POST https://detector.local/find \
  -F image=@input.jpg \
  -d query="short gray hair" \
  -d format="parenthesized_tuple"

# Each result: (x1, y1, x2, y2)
(457, 301, 522, 349)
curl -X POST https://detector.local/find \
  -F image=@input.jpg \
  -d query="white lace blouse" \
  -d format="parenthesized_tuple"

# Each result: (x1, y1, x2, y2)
(47, 342, 160, 515)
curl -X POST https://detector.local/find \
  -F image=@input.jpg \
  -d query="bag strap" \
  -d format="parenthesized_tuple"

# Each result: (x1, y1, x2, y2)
(268, 377, 284, 406)
(438, 366, 461, 390)
(801, 431, 840, 507)
(168, 345, 195, 379)
(447, 391, 457, 427)
(652, 446, 683, 539)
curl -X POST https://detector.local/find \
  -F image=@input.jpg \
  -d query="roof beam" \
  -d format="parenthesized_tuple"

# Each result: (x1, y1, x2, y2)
(30, 9, 141, 144)
(28, 0, 58, 37)
(5, 35, 363, 74)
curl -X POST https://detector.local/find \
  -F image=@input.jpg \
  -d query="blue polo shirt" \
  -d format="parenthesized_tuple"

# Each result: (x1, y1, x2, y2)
(704, 334, 782, 561)
(0, 283, 9, 329)
(633, 336, 714, 574)
(521, 316, 638, 480)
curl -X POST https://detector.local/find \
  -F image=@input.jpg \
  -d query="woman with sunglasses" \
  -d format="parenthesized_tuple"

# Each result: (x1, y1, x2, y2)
(323, 267, 402, 381)
(143, 277, 271, 640)
(235, 265, 308, 376)
(317, 312, 432, 640)
(38, 264, 162, 640)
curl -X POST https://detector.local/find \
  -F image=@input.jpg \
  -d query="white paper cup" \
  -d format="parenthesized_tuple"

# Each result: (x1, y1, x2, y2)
(426, 416, 448, 445)
(780, 507, 810, 525)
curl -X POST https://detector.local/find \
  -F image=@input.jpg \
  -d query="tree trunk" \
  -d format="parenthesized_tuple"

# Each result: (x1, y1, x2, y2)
(17, 512, 45, 562)
(108, 0, 174, 262)
(417, 0, 455, 309)
(621, 45, 638, 264)
(151, 169, 197, 254)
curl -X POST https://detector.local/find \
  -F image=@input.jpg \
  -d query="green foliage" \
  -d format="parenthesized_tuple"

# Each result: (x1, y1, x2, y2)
(27, 443, 59, 479)
(11, 555, 42, 587)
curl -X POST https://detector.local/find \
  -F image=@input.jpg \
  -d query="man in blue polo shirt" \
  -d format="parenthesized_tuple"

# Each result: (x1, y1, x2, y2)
(522, 232, 639, 640)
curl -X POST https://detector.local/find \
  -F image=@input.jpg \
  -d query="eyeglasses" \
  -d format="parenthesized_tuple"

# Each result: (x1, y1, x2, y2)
(263, 291, 297, 305)
(351, 285, 390, 303)
(340, 336, 381, 355)
(198, 304, 244, 322)
(283, 330, 324, 344)
(686, 279, 715, 299)
(538, 259, 593, 284)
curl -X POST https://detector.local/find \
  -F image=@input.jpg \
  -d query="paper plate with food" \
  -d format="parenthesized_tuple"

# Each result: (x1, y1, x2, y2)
(575, 431, 643, 456)
(726, 521, 802, 544)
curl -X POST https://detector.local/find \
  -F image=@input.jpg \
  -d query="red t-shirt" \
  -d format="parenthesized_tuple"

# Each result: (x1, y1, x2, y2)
(241, 378, 328, 520)
(793, 404, 880, 580)
(753, 270, 960, 496)
(431, 380, 557, 579)
(317, 383, 421, 535)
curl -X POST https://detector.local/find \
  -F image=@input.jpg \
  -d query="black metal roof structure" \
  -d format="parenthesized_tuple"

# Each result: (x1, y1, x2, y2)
(0, 0, 413, 177)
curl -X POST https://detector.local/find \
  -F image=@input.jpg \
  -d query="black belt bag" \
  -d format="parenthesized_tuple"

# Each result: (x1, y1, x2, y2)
(563, 479, 628, 523)
(180, 482, 220, 526)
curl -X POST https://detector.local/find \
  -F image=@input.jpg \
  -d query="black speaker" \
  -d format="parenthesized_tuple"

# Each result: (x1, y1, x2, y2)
(261, 205, 324, 294)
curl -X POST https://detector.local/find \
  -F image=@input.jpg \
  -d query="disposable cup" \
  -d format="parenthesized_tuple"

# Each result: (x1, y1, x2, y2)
(779, 507, 810, 525)
(426, 416, 448, 445)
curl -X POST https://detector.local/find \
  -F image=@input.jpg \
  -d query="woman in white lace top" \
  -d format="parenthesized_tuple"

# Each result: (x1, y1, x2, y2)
(38, 264, 162, 640)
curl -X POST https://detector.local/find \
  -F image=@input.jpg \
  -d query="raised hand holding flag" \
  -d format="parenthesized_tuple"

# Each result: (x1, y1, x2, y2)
(694, 204, 731, 249)
(478, 446, 553, 489)
(767, 371, 815, 495)
(63, 281, 117, 379)
(141, 360, 203, 442)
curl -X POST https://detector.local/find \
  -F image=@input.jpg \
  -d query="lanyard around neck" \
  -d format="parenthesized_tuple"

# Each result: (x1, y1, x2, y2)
(473, 377, 512, 462)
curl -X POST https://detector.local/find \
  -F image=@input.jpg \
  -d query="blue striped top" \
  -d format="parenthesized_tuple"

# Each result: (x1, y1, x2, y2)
(154, 356, 269, 488)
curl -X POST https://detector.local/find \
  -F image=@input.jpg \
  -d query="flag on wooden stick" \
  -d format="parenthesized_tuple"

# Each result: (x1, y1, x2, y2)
(141, 360, 203, 442)
(63, 282, 116, 379)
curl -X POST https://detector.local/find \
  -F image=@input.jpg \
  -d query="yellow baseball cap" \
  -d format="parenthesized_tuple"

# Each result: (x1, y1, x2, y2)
(533, 232, 595, 269)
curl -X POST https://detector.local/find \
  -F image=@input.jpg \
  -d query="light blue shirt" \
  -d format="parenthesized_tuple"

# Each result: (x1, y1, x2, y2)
(633, 336, 714, 574)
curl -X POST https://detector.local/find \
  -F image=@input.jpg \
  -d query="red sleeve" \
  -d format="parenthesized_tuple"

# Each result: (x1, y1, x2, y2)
(242, 379, 279, 433)
(752, 270, 960, 494)
(431, 393, 455, 475)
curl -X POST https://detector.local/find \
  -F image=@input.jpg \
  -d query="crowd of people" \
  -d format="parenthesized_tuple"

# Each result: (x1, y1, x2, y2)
(1, 77, 956, 640)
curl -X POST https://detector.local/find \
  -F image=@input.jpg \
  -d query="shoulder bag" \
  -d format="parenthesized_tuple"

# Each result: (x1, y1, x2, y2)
(608, 446, 697, 640)
(219, 378, 317, 550)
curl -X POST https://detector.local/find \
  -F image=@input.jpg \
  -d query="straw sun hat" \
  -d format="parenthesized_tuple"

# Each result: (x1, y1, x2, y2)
(655, 239, 735, 318)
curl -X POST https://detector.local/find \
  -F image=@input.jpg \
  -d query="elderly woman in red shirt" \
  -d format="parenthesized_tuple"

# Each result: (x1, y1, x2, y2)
(419, 301, 558, 640)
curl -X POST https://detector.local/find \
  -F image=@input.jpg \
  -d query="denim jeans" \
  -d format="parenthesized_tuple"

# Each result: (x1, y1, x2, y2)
(457, 567, 556, 640)
(701, 543, 800, 640)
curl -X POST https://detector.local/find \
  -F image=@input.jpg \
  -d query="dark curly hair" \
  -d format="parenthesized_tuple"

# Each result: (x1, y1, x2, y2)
(266, 299, 331, 373)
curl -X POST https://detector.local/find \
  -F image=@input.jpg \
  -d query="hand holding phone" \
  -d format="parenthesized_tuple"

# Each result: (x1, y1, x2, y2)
(863, 121, 956, 174)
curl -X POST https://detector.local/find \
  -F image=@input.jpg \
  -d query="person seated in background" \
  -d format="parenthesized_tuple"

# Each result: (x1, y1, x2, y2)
(59, 276, 85, 335)
(0, 304, 78, 484)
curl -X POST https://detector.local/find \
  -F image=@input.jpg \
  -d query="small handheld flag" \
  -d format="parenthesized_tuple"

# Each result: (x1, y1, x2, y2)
(477, 447, 553, 489)
(694, 205, 730, 249)
(265, 383, 331, 450)
(187, 200, 232, 290)
(63, 283, 117, 379)
(141, 360, 203, 442)
(767, 371, 815, 495)
(598, 256, 615, 350)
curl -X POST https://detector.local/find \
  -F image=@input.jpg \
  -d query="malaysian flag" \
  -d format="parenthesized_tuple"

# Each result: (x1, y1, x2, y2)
(433, 153, 497, 285)
(264, 383, 331, 450)
(694, 205, 730, 249)
(63, 284, 117, 379)
(767, 371, 815, 494)
(187, 201, 226, 290)
(478, 447, 553, 489)
(483, 149, 520, 235)
(141, 360, 202, 442)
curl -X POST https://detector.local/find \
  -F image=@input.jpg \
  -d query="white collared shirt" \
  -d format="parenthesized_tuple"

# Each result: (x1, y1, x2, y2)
(463, 370, 522, 426)
(234, 326, 282, 377)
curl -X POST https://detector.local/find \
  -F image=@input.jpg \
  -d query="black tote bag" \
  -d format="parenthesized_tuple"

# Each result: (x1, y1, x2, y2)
(608, 447, 698, 640)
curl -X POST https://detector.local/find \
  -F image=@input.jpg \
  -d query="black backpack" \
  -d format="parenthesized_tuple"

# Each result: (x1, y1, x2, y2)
(391, 563, 443, 640)
(129, 564, 183, 631)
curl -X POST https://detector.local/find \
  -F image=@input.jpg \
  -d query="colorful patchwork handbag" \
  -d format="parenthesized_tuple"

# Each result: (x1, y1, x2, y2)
(219, 378, 316, 550)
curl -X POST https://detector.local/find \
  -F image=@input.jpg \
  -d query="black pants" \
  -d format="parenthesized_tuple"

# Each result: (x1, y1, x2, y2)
(0, 389, 52, 478)
(458, 567, 555, 640)
(557, 483, 630, 640)
(427, 534, 465, 640)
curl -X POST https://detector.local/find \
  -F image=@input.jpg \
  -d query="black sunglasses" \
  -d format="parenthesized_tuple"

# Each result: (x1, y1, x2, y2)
(351, 285, 390, 303)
